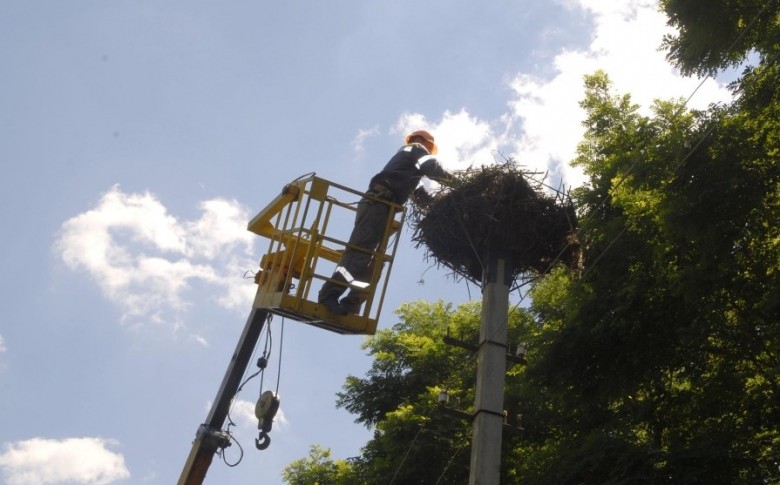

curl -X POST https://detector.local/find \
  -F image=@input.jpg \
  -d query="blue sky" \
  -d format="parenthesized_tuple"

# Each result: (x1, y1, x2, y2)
(1, 1, 735, 483)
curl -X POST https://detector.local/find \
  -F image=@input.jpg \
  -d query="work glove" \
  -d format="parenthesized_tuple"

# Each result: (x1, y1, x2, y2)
(411, 187, 434, 209)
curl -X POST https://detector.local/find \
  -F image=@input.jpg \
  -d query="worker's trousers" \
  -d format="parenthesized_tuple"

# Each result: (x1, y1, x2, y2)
(318, 186, 393, 306)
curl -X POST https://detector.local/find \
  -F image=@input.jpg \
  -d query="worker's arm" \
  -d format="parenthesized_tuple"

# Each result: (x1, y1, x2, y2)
(418, 155, 453, 185)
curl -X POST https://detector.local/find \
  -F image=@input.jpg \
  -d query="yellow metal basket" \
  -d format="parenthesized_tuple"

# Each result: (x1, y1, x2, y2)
(247, 174, 404, 335)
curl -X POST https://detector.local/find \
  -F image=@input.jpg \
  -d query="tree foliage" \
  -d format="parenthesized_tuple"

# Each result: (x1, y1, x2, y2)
(660, 0, 780, 76)
(283, 301, 535, 484)
(282, 445, 357, 485)
(514, 66, 780, 483)
(284, 77, 779, 483)
(284, 6, 780, 483)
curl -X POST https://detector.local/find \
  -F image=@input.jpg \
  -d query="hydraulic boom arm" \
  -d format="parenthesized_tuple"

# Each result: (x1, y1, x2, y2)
(178, 175, 403, 484)
(178, 309, 270, 485)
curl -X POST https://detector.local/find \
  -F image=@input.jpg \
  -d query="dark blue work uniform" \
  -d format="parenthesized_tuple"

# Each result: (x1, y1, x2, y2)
(318, 143, 450, 312)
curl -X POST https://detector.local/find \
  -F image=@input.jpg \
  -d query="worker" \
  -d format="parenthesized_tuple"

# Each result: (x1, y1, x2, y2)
(319, 130, 452, 315)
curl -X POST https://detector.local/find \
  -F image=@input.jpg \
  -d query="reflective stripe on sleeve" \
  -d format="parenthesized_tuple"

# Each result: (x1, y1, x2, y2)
(416, 154, 437, 169)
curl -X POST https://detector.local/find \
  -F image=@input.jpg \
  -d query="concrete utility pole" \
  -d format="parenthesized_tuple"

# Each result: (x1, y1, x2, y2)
(469, 256, 510, 485)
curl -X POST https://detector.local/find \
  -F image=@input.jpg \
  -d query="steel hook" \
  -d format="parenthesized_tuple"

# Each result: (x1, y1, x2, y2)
(255, 431, 271, 450)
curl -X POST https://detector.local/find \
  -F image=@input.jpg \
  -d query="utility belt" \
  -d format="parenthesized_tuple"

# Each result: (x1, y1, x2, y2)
(366, 183, 396, 203)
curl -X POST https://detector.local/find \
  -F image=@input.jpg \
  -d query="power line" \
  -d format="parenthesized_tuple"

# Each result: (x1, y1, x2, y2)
(563, 0, 776, 280)
(434, 438, 468, 485)
(387, 423, 426, 485)
(383, 5, 775, 483)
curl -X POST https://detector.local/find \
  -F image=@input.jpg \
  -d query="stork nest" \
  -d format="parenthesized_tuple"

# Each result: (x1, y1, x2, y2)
(408, 161, 581, 285)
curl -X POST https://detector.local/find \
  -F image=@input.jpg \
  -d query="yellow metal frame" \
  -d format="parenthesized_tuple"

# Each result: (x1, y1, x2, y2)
(247, 174, 404, 335)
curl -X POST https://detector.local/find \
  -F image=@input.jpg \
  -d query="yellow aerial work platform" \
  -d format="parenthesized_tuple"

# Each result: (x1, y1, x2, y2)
(246, 173, 404, 335)
(179, 174, 404, 485)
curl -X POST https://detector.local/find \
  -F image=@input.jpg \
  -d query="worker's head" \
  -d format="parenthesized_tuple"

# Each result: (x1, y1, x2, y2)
(405, 130, 438, 155)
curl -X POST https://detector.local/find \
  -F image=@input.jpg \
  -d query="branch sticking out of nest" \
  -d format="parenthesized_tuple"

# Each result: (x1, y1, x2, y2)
(408, 160, 581, 285)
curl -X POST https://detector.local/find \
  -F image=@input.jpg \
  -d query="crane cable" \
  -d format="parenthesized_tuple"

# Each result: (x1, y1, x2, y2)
(219, 313, 275, 467)
(275, 317, 285, 396)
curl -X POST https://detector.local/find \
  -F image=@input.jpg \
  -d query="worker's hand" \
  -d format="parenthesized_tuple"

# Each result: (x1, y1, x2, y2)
(429, 171, 454, 188)
(411, 187, 433, 209)
(440, 170, 455, 187)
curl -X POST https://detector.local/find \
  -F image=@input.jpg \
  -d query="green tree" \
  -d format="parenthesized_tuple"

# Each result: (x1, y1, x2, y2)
(282, 445, 357, 485)
(516, 69, 780, 483)
(284, 76, 778, 481)
(326, 301, 533, 484)
(284, 5, 780, 481)
(660, 0, 780, 76)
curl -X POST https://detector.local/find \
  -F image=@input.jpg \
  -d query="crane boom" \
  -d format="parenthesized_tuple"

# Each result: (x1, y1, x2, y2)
(177, 175, 403, 484)
(178, 309, 270, 485)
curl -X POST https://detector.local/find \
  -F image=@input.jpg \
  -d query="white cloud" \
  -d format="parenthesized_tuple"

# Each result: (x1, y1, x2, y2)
(230, 398, 289, 431)
(0, 334, 6, 353)
(394, 110, 503, 173)
(184, 199, 254, 260)
(400, 0, 733, 189)
(56, 185, 258, 327)
(192, 334, 209, 347)
(201, 398, 289, 436)
(230, 399, 258, 427)
(351, 126, 380, 154)
(0, 437, 130, 485)
(505, 0, 732, 187)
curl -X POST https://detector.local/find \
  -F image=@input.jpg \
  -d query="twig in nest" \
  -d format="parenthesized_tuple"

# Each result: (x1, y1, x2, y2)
(408, 159, 581, 285)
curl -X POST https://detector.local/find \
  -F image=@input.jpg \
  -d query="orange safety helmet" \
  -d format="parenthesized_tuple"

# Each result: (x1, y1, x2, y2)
(405, 130, 438, 154)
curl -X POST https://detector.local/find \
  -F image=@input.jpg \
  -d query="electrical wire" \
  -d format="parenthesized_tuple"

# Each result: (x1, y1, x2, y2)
(580, 46, 780, 279)
(220, 433, 245, 467)
(387, 423, 426, 485)
(571, 2, 776, 280)
(434, 438, 468, 485)
(390, 8, 778, 483)
(552, 0, 775, 282)
(275, 317, 285, 396)
(221, 313, 275, 468)
(258, 318, 273, 395)
(514, 1, 774, 288)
